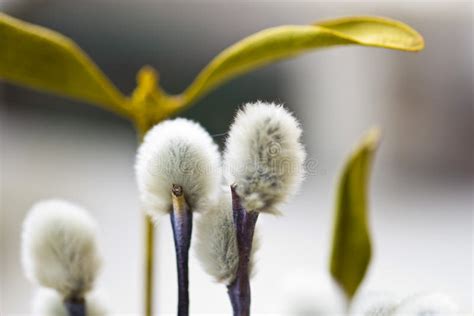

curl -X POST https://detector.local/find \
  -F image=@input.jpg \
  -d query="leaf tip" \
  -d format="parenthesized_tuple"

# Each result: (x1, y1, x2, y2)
(314, 16, 425, 52)
(136, 65, 159, 87)
(362, 126, 382, 151)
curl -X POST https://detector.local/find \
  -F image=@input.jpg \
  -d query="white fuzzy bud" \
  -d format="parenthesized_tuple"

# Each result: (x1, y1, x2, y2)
(135, 118, 222, 219)
(350, 292, 401, 316)
(223, 101, 306, 213)
(393, 293, 459, 316)
(21, 199, 102, 298)
(195, 186, 259, 285)
(32, 288, 108, 316)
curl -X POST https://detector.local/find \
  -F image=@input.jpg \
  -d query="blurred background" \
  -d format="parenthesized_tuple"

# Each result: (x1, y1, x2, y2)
(0, 1, 472, 315)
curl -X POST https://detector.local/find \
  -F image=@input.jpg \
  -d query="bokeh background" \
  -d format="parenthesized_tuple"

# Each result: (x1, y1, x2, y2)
(1, 1, 472, 315)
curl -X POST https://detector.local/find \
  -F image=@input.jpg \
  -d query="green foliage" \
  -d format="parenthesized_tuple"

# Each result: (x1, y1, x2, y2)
(330, 127, 381, 300)
(181, 16, 424, 110)
(315, 16, 424, 51)
(0, 13, 423, 128)
(0, 13, 129, 117)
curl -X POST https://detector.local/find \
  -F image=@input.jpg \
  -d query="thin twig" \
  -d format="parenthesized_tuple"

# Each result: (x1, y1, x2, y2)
(144, 216, 155, 316)
(227, 185, 259, 316)
(64, 297, 86, 316)
(170, 184, 193, 316)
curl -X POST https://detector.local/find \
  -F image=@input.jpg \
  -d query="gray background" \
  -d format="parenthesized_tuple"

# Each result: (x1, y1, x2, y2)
(1, 1, 472, 315)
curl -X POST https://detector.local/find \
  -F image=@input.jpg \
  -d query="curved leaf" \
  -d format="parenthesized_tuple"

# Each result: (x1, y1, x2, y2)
(329, 127, 381, 300)
(0, 13, 129, 117)
(179, 16, 424, 109)
(315, 16, 424, 51)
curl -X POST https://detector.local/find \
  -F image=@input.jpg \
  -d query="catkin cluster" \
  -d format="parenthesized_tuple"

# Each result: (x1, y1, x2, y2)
(135, 101, 305, 284)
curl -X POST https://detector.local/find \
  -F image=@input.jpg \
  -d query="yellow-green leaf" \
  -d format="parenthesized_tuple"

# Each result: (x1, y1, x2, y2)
(329, 127, 381, 300)
(315, 16, 424, 51)
(130, 66, 183, 131)
(0, 13, 129, 117)
(179, 16, 424, 110)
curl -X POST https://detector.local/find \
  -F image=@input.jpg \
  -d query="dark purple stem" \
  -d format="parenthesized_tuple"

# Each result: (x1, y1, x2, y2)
(227, 186, 259, 316)
(64, 298, 85, 316)
(170, 185, 193, 316)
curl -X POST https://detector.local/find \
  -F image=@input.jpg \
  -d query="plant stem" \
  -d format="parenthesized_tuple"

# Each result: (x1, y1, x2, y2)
(144, 215, 155, 316)
(138, 126, 156, 316)
(227, 186, 259, 316)
(64, 297, 85, 316)
(170, 185, 192, 316)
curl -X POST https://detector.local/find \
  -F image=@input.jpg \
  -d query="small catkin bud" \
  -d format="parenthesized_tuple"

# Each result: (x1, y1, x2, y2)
(350, 292, 401, 316)
(223, 101, 306, 213)
(195, 186, 259, 285)
(135, 118, 222, 220)
(21, 199, 101, 298)
(32, 288, 108, 316)
(393, 293, 459, 316)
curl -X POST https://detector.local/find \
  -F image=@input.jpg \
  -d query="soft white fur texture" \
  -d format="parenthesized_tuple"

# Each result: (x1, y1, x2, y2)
(135, 118, 222, 219)
(393, 293, 459, 316)
(195, 186, 259, 285)
(223, 102, 306, 213)
(350, 292, 401, 316)
(32, 288, 108, 316)
(22, 199, 101, 298)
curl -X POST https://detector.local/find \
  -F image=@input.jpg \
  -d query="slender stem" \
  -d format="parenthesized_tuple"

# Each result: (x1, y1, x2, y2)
(64, 297, 85, 316)
(137, 122, 156, 316)
(170, 185, 192, 316)
(144, 216, 155, 316)
(227, 186, 259, 316)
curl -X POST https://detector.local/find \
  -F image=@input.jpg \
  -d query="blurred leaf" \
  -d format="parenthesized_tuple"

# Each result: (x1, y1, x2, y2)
(132, 66, 160, 107)
(0, 13, 129, 117)
(0, 13, 424, 127)
(179, 16, 424, 110)
(330, 127, 381, 300)
(314, 16, 424, 51)
(131, 66, 183, 131)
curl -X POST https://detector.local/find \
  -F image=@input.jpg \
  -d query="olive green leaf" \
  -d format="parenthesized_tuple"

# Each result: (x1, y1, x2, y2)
(130, 66, 182, 132)
(179, 16, 424, 111)
(314, 16, 424, 51)
(0, 13, 424, 125)
(0, 13, 129, 117)
(329, 127, 381, 300)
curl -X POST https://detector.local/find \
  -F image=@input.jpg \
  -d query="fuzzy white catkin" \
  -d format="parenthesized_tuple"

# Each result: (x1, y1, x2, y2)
(195, 186, 259, 285)
(135, 118, 222, 219)
(282, 271, 345, 316)
(223, 101, 306, 213)
(32, 288, 108, 316)
(393, 293, 459, 316)
(350, 292, 401, 316)
(21, 199, 101, 298)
